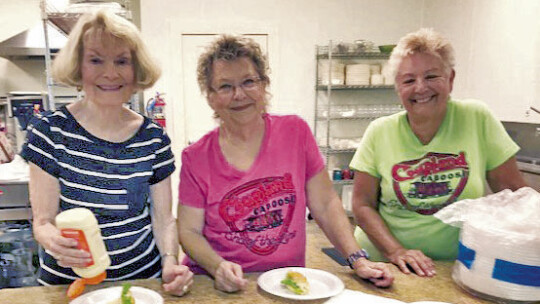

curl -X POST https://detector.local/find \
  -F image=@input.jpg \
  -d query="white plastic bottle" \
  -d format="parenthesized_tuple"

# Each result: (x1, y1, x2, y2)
(55, 208, 111, 278)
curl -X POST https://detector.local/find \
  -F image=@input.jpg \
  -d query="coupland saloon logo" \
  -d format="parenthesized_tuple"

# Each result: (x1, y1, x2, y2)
(391, 152, 469, 215)
(218, 173, 297, 255)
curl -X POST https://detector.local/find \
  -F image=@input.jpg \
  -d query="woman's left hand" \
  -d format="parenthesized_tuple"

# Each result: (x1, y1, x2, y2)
(353, 258, 394, 287)
(161, 263, 194, 296)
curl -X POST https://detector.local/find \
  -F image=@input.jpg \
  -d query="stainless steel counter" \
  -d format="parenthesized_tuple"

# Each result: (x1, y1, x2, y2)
(517, 159, 540, 175)
(0, 180, 31, 221)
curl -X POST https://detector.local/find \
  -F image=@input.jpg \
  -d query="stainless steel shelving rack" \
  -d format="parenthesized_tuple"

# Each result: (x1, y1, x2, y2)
(314, 41, 401, 188)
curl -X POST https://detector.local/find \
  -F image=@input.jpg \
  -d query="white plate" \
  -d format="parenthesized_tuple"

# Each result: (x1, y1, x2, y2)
(70, 286, 164, 304)
(257, 267, 344, 300)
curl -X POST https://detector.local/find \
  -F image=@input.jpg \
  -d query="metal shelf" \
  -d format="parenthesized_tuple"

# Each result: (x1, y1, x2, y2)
(332, 179, 354, 185)
(317, 84, 394, 90)
(314, 41, 392, 195)
(316, 116, 378, 121)
(45, 9, 131, 36)
(45, 12, 83, 36)
(319, 146, 357, 154)
(317, 52, 390, 60)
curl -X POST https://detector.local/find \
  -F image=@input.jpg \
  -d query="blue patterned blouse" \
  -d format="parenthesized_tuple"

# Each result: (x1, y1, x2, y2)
(21, 106, 175, 285)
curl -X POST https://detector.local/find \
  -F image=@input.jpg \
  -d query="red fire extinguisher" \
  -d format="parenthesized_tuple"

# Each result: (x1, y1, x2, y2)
(146, 92, 166, 128)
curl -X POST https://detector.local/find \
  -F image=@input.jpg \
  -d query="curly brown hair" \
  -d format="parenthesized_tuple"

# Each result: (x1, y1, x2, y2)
(197, 35, 270, 97)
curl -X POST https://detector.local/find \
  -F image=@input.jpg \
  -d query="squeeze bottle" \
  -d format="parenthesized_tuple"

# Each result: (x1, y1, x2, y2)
(55, 208, 111, 278)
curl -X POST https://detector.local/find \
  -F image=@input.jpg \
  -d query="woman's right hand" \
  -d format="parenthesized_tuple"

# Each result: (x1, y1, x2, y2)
(29, 164, 91, 268)
(387, 248, 436, 277)
(34, 222, 92, 268)
(213, 260, 248, 292)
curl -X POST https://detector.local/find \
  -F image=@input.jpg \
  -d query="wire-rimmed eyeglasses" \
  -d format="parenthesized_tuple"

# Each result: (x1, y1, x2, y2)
(211, 76, 262, 97)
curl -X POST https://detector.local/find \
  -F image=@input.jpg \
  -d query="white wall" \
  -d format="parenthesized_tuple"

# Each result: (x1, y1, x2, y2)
(2, 1, 538, 122)
(139, 0, 540, 210)
(141, 0, 540, 150)
(423, 0, 540, 123)
(140, 0, 424, 143)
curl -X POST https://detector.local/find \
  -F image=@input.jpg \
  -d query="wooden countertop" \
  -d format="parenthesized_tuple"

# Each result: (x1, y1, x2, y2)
(0, 221, 493, 304)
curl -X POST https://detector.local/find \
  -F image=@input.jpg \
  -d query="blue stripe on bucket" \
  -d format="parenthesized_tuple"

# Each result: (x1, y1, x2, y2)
(457, 241, 476, 269)
(493, 259, 540, 287)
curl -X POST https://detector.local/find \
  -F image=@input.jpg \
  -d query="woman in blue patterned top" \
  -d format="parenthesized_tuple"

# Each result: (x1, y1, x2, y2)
(21, 10, 193, 296)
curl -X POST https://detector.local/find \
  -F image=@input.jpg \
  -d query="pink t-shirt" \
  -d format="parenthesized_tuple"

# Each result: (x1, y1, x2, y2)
(179, 114, 325, 273)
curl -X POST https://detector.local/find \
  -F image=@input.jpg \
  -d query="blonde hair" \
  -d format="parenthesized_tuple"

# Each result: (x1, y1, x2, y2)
(388, 28, 455, 78)
(52, 9, 160, 90)
(197, 34, 270, 97)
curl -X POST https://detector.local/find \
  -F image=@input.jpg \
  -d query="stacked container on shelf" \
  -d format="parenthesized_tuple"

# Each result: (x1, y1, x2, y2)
(314, 40, 401, 214)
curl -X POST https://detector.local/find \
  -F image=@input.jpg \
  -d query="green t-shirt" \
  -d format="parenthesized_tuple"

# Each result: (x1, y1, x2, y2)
(350, 98, 519, 261)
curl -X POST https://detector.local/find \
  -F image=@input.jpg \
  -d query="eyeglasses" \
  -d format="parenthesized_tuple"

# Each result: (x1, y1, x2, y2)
(211, 76, 262, 97)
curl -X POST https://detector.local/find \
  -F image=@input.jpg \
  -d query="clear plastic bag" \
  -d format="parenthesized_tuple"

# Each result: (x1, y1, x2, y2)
(434, 187, 540, 303)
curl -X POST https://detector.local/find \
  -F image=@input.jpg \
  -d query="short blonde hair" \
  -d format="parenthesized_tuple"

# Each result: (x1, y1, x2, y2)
(52, 9, 160, 90)
(197, 34, 270, 97)
(388, 28, 455, 78)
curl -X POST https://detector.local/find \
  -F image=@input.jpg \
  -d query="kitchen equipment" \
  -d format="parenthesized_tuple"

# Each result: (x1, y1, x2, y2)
(6, 93, 47, 131)
(0, 222, 38, 288)
(314, 42, 395, 210)
(0, 180, 31, 221)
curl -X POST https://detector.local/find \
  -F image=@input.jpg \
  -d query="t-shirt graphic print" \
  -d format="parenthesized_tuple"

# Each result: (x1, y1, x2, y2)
(391, 152, 469, 215)
(219, 173, 297, 255)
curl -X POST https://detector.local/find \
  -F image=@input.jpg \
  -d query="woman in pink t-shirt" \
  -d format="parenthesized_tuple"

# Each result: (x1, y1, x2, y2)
(177, 35, 393, 292)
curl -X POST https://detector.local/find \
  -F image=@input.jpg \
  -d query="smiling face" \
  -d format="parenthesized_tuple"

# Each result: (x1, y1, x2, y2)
(207, 57, 266, 126)
(395, 52, 455, 122)
(80, 32, 136, 106)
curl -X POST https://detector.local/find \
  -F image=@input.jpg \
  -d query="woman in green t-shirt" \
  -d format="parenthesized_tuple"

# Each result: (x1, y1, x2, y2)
(350, 28, 527, 278)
